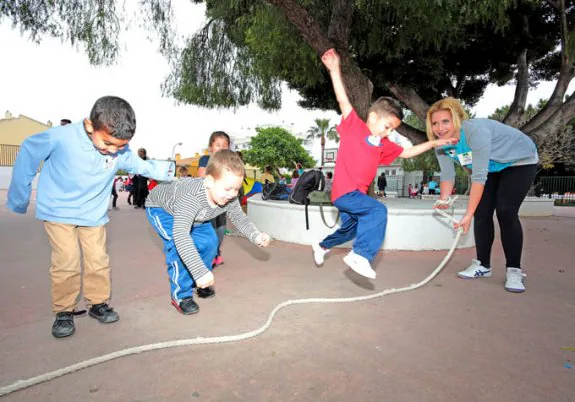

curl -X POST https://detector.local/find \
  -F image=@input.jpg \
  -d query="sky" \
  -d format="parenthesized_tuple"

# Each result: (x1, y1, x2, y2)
(0, 0, 571, 162)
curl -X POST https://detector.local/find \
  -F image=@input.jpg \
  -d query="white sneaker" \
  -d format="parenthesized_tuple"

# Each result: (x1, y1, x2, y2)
(343, 251, 376, 279)
(312, 242, 329, 266)
(457, 259, 492, 279)
(505, 267, 526, 293)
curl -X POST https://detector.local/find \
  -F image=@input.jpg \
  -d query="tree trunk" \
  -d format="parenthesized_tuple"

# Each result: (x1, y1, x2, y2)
(503, 49, 529, 128)
(387, 83, 430, 121)
(266, 0, 373, 117)
(528, 92, 575, 144)
(340, 54, 373, 119)
(320, 134, 325, 166)
(522, 0, 574, 137)
(396, 122, 427, 145)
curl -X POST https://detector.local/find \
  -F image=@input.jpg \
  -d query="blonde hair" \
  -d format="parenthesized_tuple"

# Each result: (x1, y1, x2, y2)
(426, 97, 468, 141)
(205, 149, 245, 179)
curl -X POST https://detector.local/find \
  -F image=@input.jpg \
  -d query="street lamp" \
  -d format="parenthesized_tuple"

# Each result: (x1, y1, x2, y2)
(171, 142, 183, 160)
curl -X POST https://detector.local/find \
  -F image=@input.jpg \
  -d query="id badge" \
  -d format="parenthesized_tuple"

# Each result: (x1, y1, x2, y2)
(457, 151, 472, 166)
(104, 156, 117, 170)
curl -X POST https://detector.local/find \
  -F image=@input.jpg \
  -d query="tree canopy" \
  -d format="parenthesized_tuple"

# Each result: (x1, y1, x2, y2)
(242, 126, 315, 171)
(2, 0, 573, 145)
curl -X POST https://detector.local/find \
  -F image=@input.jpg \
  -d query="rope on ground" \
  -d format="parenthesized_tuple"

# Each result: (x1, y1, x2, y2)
(0, 212, 463, 397)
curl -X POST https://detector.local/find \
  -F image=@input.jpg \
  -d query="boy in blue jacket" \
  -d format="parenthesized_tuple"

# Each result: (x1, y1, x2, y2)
(7, 96, 174, 338)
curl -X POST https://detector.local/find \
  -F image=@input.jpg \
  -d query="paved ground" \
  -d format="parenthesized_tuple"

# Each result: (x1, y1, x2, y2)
(0, 191, 574, 402)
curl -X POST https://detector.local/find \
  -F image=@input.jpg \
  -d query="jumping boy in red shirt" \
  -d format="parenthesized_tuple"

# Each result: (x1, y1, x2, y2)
(312, 49, 456, 279)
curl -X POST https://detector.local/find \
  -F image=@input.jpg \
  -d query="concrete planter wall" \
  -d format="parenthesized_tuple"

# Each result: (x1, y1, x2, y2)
(247, 194, 556, 251)
(248, 194, 475, 251)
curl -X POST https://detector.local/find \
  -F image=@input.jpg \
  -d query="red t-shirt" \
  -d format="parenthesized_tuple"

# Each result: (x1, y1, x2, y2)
(331, 109, 404, 202)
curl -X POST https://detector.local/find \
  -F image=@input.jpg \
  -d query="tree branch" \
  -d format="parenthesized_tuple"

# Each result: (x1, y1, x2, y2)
(264, 0, 333, 55)
(503, 49, 529, 127)
(396, 123, 427, 145)
(327, 0, 354, 48)
(387, 83, 430, 121)
(265, 0, 373, 117)
(522, 0, 574, 135)
(528, 93, 575, 144)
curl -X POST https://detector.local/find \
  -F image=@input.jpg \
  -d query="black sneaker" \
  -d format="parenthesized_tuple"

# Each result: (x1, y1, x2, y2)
(171, 297, 199, 315)
(89, 303, 120, 323)
(196, 286, 216, 299)
(52, 312, 75, 338)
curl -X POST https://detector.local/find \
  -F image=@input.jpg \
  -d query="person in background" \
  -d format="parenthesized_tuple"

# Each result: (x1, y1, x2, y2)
(260, 165, 275, 184)
(289, 170, 300, 188)
(428, 178, 438, 195)
(376, 172, 387, 197)
(133, 148, 149, 209)
(198, 131, 231, 267)
(324, 171, 333, 194)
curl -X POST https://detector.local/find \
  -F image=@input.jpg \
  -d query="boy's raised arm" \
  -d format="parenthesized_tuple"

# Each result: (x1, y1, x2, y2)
(322, 49, 353, 118)
(7, 131, 55, 214)
(398, 138, 458, 159)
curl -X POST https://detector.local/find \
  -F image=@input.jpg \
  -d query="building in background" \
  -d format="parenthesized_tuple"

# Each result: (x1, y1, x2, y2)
(0, 111, 53, 189)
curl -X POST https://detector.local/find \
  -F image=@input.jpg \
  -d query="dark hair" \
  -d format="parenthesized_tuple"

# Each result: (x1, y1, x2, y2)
(138, 148, 148, 160)
(265, 165, 272, 172)
(208, 131, 231, 147)
(292, 170, 300, 178)
(326, 172, 333, 179)
(89, 96, 136, 140)
(60, 119, 72, 125)
(369, 96, 404, 120)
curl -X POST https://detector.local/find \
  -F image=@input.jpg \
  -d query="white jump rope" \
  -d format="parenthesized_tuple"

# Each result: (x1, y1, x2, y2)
(0, 198, 463, 397)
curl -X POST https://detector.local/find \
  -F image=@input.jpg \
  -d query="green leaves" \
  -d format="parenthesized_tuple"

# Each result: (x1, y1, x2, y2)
(1, 0, 122, 65)
(242, 126, 316, 170)
(163, 19, 282, 109)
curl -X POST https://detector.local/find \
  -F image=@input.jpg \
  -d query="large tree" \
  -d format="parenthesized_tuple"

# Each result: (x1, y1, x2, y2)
(3, 0, 573, 145)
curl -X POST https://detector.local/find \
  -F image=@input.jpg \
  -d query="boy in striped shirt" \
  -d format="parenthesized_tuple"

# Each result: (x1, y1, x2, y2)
(146, 150, 271, 315)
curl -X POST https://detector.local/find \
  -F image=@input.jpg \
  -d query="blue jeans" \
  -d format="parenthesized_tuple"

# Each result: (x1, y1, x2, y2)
(147, 207, 218, 302)
(319, 191, 388, 262)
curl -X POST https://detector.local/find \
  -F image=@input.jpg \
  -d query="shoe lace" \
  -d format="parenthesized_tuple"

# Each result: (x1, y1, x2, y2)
(508, 271, 526, 282)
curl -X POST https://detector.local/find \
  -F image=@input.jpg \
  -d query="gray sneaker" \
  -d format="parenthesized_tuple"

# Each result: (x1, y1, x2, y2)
(505, 267, 526, 293)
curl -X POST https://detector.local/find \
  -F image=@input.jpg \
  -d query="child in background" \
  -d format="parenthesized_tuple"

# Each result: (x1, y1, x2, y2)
(260, 165, 275, 184)
(198, 131, 231, 267)
(311, 49, 457, 279)
(177, 165, 189, 178)
(146, 150, 271, 314)
(7, 96, 174, 338)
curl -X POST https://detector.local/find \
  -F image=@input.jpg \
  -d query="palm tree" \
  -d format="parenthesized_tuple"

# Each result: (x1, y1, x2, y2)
(307, 118, 339, 167)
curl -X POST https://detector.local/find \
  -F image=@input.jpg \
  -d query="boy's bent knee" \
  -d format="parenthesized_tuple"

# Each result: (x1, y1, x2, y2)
(371, 203, 388, 222)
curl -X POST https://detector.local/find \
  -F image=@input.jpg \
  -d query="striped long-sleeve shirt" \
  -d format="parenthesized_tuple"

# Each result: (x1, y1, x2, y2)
(147, 177, 261, 280)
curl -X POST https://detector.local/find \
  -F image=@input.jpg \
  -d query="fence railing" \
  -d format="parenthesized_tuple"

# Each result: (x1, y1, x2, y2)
(0, 144, 19, 167)
(384, 174, 575, 202)
(530, 176, 575, 203)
